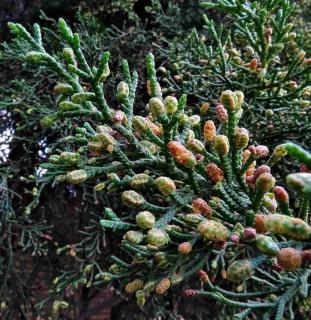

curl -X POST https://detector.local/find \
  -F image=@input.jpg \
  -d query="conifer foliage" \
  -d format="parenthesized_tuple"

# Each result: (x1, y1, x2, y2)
(163, 0, 311, 145)
(5, 18, 311, 319)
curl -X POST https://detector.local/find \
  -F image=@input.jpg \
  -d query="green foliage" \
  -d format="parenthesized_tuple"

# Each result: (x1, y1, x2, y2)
(160, 0, 311, 146)
(1, 1, 311, 318)
(0, 7, 177, 316)
(5, 18, 311, 319)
